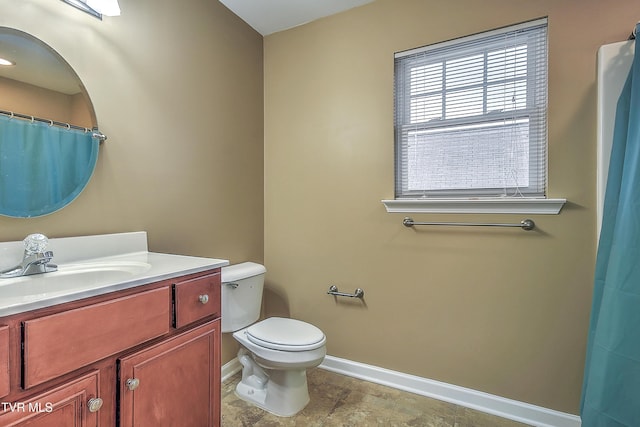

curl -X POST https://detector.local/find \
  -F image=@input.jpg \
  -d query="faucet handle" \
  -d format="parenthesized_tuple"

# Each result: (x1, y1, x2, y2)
(23, 234, 49, 255)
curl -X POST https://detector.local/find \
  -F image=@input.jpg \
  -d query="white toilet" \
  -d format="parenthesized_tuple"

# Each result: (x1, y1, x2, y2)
(221, 262, 326, 417)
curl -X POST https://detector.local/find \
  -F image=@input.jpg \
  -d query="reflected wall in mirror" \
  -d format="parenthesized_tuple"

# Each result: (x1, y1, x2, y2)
(0, 27, 100, 218)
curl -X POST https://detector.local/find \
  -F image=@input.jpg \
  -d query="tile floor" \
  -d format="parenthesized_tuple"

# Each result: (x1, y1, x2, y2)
(221, 368, 532, 426)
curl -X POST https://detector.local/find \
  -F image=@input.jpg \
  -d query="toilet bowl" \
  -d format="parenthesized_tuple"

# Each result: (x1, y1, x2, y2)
(221, 262, 326, 417)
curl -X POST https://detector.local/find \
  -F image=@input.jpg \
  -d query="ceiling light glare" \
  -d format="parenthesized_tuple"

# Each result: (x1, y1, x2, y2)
(87, 0, 120, 16)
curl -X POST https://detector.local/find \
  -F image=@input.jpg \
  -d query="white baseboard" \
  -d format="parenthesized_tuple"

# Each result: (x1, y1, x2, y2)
(222, 357, 242, 382)
(319, 355, 581, 427)
(222, 355, 581, 427)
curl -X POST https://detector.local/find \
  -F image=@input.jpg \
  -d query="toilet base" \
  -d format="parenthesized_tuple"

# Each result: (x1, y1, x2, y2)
(235, 349, 311, 417)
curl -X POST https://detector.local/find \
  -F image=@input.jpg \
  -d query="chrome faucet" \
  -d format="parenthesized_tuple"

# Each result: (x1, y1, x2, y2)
(0, 234, 58, 278)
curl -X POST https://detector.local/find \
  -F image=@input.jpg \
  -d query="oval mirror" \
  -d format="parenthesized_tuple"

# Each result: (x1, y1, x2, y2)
(0, 27, 102, 218)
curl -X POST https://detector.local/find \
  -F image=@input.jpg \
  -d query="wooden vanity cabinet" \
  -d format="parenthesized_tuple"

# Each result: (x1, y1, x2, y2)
(0, 269, 221, 427)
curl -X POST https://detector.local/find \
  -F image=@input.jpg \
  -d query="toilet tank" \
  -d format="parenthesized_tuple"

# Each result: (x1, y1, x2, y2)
(220, 262, 266, 333)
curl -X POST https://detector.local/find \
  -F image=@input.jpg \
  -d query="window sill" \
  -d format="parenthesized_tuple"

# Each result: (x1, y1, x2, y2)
(381, 198, 566, 214)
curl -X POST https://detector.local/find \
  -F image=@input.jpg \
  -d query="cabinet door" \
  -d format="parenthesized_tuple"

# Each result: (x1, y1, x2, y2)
(119, 319, 220, 427)
(0, 325, 8, 398)
(0, 370, 100, 427)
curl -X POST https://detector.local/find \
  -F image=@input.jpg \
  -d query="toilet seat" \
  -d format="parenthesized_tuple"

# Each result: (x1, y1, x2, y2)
(246, 317, 326, 352)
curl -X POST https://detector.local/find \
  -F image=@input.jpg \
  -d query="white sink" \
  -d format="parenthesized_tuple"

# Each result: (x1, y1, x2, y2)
(0, 231, 229, 316)
(0, 261, 152, 299)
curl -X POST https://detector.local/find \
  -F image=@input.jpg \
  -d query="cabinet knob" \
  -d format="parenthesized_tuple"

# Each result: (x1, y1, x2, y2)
(87, 397, 103, 413)
(126, 378, 140, 391)
(198, 294, 209, 304)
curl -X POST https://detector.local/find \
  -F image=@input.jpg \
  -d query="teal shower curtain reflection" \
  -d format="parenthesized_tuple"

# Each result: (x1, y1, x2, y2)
(0, 115, 98, 217)
(581, 26, 640, 427)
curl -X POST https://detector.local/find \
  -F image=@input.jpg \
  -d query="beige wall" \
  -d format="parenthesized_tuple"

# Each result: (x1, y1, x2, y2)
(0, 0, 263, 363)
(264, 0, 637, 414)
(0, 77, 91, 126)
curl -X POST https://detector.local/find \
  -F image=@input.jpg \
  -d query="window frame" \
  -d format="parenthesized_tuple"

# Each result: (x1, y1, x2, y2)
(393, 18, 549, 201)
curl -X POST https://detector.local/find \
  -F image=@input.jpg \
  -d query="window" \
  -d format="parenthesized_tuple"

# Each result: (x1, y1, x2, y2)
(394, 19, 548, 200)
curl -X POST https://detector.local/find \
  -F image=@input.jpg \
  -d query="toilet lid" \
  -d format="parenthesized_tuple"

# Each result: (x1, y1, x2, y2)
(246, 317, 326, 351)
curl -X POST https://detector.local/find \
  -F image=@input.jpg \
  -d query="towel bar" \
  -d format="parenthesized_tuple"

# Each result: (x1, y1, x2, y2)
(402, 217, 535, 231)
(327, 285, 364, 299)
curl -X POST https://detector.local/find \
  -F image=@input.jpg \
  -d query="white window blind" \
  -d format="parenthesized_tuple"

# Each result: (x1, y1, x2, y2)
(394, 18, 548, 199)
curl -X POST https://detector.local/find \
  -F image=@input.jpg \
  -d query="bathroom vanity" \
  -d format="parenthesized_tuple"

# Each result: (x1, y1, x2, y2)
(0, 232, 227, 426)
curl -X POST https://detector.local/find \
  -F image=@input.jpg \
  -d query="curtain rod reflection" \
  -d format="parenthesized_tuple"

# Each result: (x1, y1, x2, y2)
(0, 109, 107, 142)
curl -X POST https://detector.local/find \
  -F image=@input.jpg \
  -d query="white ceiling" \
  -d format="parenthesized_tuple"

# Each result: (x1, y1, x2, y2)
(219, 0, 375, 36)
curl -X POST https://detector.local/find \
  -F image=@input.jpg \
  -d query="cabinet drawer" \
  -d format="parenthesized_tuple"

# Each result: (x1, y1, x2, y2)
(174, 272, 220, 329)
(0, 370, 100, 426)
(0, 325, 8, 398)
(23, 287, 171, 389)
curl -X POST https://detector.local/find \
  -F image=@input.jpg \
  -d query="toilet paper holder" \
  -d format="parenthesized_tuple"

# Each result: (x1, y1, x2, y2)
(327, 285, 364, 299)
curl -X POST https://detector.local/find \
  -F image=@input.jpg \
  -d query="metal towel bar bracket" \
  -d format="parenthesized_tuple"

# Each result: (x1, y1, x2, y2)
(402, 217, 535, 231)
(327, 285, 364, 299)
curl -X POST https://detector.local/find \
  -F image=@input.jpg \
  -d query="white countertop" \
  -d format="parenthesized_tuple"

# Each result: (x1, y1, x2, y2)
(0, 232, 228, 317)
